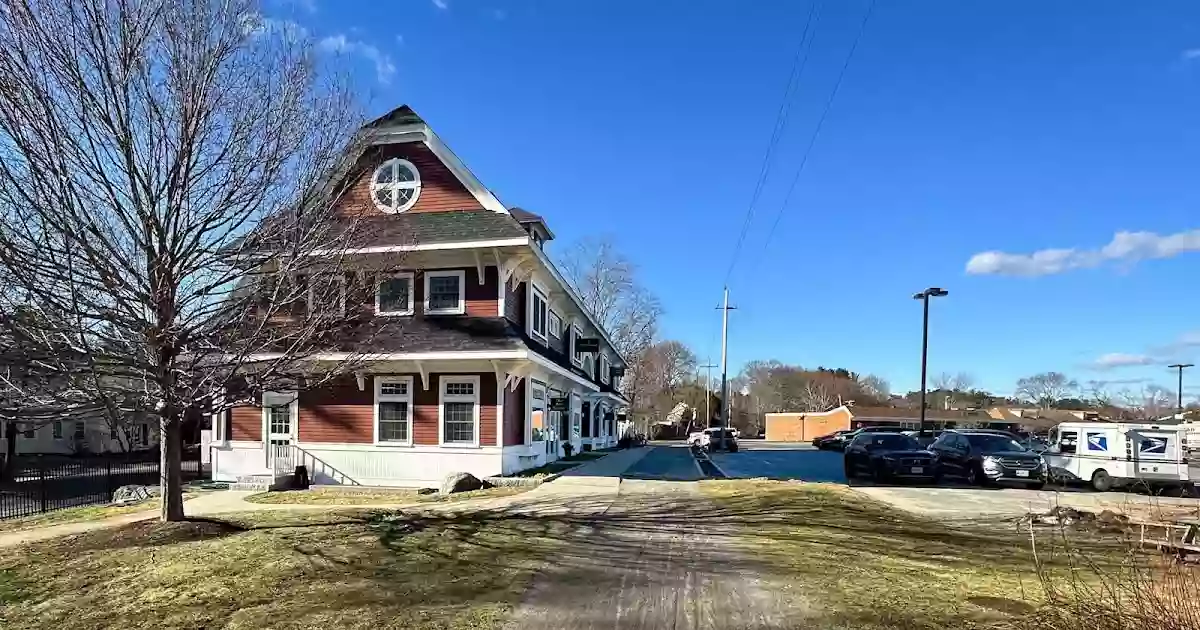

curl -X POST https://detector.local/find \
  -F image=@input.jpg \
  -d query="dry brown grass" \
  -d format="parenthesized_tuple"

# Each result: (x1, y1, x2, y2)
(700, 480, 1133, 629)
(0, 508, 566, 630)
(243, 485, 531, 505)
(1012, 519, 1200, 630)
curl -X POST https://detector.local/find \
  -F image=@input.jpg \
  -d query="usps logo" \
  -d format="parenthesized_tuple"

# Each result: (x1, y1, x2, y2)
(1085, 433, 1107, 452)
(1139, 437, 1168, 454)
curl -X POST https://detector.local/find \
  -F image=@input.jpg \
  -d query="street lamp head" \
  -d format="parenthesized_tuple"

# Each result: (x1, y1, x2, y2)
(914, 287, 949, 299)
(1170, 363, 1195, 369)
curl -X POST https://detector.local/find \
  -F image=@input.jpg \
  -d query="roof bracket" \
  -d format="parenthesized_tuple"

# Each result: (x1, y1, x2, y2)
(490, 360, 507, 392)
(415, 361, 430, 390)
(473, 250, 486, 285)
(354, 371, 366, 392)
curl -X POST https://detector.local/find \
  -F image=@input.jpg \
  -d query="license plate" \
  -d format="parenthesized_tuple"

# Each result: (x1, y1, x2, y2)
(1015, 470, 1030, 477)
(910, 467, 924, 474)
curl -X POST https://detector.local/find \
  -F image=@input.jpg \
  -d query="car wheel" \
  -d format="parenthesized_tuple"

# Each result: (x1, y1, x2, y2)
(843, 460, 855, 479)
(965, 465, 983, 486)
(1091, 469, 1113, 492)
(871, 463, 889, 483)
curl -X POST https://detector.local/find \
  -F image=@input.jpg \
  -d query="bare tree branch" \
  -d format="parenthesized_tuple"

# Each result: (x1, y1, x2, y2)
(0, 0, 400, 520)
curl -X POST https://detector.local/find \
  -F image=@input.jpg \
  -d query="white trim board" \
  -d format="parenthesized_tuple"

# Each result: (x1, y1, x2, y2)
(310, 237, 529, 256)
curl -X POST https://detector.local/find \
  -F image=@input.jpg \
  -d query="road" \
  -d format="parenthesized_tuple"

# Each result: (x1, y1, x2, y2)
(622, 444, 705, 481)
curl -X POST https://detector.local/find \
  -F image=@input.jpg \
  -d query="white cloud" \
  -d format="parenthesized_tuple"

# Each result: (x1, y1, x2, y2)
(318, 34, 396, 84)
(395, 34, 404, 45)
(432, 0, 449, 9)
(1089, 353, 1156, 370)
(1182, 49, 1200, 61)
(966, 228, 1200, 276)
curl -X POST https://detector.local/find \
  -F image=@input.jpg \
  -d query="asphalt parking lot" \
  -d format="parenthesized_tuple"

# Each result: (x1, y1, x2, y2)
(709, 442, 1200, 520)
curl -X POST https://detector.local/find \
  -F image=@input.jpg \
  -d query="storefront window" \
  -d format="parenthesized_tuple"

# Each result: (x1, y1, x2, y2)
(531, 382, 546, 442)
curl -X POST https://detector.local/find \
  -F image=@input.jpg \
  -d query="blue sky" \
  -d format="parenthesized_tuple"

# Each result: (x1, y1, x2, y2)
(267, 0, 1200, 401)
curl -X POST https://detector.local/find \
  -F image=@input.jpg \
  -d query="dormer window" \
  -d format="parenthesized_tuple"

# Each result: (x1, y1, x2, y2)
(371, 158, 421, 213)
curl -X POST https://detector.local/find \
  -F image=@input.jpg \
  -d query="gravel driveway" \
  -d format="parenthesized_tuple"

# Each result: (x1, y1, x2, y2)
(503, 479, 801, 629)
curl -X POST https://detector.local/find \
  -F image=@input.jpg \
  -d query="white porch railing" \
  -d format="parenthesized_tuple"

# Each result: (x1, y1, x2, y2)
(268, 441, 296, 477)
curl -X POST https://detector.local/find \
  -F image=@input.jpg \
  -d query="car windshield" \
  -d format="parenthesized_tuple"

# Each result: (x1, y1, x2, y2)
(965, 434, 1026, 453)
(861, 434, 919, 450)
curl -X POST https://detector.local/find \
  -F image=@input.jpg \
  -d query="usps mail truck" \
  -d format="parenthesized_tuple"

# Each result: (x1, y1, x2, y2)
(1043, 422, 1192, 492)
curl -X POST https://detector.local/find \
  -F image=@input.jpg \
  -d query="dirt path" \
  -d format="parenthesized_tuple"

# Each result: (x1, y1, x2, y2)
(504, 479, 801, 630)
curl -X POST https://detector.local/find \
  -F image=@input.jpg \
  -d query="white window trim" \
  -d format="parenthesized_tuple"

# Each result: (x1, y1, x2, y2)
(375, 271, 415, 316)
(528, 379, 549, 446)
(548, 310, 562, 338)
(583, 355, 594, 380)
(424, 270, 467, 316)
(600, 354, 610, 384)
(439, 375, 481, 447)
(308, 273, 346, 317)
(570, 323, 583, 368)
(373, 375, 414, 446)
(261, 391, 299, 440)
(370, 158, 422, 214)
(530, 286, 548, 342)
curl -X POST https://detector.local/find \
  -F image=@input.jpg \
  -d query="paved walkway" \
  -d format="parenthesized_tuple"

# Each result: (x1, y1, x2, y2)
(0, 447, 658, 548)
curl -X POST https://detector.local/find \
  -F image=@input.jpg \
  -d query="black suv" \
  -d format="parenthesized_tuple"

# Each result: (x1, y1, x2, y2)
(826, 426, 903, 452)
(843, 432, 935, 482)
(929, 430, 1046, 489)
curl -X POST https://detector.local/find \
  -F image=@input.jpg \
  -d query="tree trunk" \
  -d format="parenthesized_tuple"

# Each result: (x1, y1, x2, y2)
(160, 414, 184, 522)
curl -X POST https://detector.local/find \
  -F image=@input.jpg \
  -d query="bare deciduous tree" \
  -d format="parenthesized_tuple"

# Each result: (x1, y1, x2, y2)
(932, 371, 974, 393)
(0, 0, 397, 521)
(856, 373, 890, 403)
(558, 236, 662, 361)
(1015, 372, 1079, 409)
(1118, 384, 1173, 420)
(796, 380, 836, 412)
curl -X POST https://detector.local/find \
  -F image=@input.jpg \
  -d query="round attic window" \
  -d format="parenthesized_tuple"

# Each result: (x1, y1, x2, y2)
(370, 158, 421, 213)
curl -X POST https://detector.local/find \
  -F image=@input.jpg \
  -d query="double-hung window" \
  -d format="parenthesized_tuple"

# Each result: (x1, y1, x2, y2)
(375, 377, 413, 445)
(570, 323, 584, 367)
(376, 272, 414, 316)
(530, 288, 548, 341)
(600, 355, 611, 384)
(309, 273, 345, 317)
(440, 376, 480, 446)
(425, 270, 465, 315)
(74, 422, 85, 440)
(52, 421, 63, 439)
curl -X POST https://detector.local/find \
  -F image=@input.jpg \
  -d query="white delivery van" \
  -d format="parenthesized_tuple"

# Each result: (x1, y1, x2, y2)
(1043, 422, 1192, 492)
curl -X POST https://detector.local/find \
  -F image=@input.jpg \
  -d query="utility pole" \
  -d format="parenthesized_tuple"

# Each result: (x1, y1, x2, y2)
(699, 360, 718, 428)
(1169, 363, 1194, 418)
(717, 287, 737, 450)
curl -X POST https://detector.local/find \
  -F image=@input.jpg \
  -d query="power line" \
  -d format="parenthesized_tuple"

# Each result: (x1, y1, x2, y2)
(723, 0, 824, 286)
(741, 0, 878, 281)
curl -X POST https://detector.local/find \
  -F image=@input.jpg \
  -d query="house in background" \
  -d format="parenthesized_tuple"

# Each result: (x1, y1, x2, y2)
(1, 416, 157, 456)
(764, 405, 1109, 441)
(210, 106, 628, 488)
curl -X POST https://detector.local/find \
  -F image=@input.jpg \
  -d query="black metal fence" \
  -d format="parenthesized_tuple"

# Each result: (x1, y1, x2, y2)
(0, 451, 207, 521)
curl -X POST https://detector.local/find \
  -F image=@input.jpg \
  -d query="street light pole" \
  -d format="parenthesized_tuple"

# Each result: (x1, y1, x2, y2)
(913, 287, 948, 437)
(1169, 363, 1194, 417)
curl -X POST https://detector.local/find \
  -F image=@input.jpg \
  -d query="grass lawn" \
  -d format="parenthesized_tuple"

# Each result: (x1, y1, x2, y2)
(243, 485, 532, 506)
(0, 507, 566, 630)
(0, 489, 211, 533)
(700, 479, 1133, 629)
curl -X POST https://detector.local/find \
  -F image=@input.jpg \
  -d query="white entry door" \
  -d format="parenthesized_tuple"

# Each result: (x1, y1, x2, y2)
(263, 391, 297, 472)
